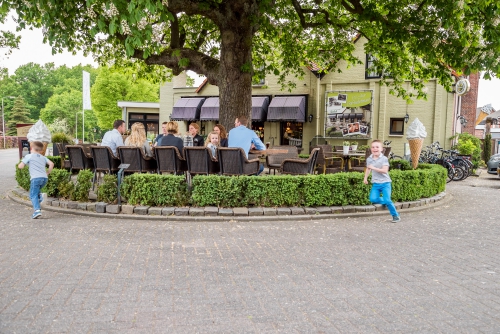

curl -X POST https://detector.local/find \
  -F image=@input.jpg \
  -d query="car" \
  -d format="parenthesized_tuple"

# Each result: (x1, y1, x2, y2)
(487, 154, 500, 174)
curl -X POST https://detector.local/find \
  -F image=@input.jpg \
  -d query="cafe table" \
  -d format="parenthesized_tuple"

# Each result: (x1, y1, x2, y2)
(325, 151, 366, 172)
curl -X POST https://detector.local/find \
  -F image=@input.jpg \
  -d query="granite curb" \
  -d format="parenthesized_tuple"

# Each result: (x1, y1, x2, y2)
(9, 187, 450, 222)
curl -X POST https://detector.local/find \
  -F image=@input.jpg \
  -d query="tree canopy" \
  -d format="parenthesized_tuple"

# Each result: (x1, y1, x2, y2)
(8, 0, 500, 130)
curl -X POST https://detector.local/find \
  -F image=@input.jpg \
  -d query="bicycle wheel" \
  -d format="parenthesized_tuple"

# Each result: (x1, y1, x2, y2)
(445, 163, 454, 183)
(452, 159, 471, 178)
(452, 166, 465, 181)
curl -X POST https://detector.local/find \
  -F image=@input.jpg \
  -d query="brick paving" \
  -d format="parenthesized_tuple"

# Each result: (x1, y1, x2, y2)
(1, 148, 500, 333)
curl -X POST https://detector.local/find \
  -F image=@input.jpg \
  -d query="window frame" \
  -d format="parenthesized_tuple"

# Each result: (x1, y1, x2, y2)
(365, 54, 382, 79)
(389, 118, 405, 136)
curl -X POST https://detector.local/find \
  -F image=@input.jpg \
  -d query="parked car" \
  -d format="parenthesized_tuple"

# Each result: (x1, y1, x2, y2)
(487, 154, 500, 174)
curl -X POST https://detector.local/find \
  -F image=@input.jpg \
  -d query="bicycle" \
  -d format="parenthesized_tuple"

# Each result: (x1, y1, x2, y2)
(383, 140, 404, 160)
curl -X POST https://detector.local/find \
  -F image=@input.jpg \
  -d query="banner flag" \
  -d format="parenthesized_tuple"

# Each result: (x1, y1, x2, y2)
(82, 71, 91, 110)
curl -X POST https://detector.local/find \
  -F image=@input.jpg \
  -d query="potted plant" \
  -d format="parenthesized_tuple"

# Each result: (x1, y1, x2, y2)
(350, 141, 358, 151)
(51, 132, 73, 157)
(343, 141, 350, 155)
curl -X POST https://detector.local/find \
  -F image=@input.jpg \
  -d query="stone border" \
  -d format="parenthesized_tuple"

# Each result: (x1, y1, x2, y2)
(9, 187, 450, 222)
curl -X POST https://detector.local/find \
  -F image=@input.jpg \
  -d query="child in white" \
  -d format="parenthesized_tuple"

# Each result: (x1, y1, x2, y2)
(18, 141, 54, 219)
(363, 140, 400, 223)
(205, 131, 219, 158)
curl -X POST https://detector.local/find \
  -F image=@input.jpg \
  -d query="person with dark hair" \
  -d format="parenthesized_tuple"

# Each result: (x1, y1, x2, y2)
(101, 119, 126, 155)
(158, 121, 184, 156)
(187, 123, 204, 146)
(154, 121, 168, 147)
(214, 124, 228, 147)
(228, 115, 266, 174)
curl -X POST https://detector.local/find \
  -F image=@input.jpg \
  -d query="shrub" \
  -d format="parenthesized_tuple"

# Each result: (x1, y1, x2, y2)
(51, 132, 73, 143)
(97, 174, 118, 203)
(121, 173, 189, 206)
(73, 170, 93, 201)
(44, 168, 71, 197)
(451, 133, 481, 168)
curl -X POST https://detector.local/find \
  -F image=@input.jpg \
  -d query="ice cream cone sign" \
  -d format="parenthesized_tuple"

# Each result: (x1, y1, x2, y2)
(406, 118, 427, 169)
(27, 120, 52, 156)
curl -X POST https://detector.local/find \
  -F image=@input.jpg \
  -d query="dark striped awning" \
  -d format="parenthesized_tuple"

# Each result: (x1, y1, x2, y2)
(252, 96, 270, 121)
(200, 97, 219, 121)
(267, 96, 306, 122)
(170, 97, 205, 121)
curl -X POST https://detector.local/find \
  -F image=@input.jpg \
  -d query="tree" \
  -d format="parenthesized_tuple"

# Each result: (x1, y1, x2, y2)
(0, 7, 21, 56)
(10, 0, 500, 131)
(91, 67, 159, 129)
(6, 96, 30, 135)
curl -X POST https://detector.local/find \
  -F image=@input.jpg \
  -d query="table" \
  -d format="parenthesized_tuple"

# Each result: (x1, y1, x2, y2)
(326, 151, 366, 172)
(249, 148, 289, 156)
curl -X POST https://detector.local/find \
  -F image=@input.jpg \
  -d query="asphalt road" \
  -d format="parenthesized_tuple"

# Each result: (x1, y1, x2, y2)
(1, 148, 499, 333)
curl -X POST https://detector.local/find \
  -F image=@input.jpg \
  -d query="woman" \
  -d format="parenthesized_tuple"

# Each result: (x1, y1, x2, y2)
(214, 123, 228, 147)
(124, 122, 153, 157)
(158, 121, 184, 155)
(188, 123, 204, 147)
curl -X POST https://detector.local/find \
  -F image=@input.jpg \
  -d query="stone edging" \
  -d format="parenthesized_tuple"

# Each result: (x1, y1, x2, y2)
(9, 187, 450, 222)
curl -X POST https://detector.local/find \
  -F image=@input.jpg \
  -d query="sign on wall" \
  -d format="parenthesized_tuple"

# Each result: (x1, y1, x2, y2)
(324, 90, 373, 139)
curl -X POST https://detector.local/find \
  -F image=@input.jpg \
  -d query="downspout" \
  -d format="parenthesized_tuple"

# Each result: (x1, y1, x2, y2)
(316, 74, 321, 135)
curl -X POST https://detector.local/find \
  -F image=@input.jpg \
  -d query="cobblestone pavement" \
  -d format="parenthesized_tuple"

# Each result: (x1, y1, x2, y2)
(1, 148, 499, 333)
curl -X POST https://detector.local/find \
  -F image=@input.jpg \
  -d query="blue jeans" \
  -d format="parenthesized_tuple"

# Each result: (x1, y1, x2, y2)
(369, 182, 398, 217)
(30, 177, 48, 212)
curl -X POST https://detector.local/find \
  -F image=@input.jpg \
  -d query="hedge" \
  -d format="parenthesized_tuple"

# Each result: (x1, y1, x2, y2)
(15, 164, 447, 207)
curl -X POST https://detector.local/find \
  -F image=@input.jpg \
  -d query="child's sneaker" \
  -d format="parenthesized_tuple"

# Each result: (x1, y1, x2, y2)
(32, 210, 42, 219)
(391, 215, 401, 223)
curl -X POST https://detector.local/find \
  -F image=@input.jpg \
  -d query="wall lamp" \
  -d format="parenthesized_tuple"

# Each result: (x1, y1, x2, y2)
(404, 112, 410, 124)
(457, 115, 467, 127)
(308, 114, 314, 123)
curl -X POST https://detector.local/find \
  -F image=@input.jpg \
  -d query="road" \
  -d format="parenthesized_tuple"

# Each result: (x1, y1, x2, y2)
(1, 148, 499, 333)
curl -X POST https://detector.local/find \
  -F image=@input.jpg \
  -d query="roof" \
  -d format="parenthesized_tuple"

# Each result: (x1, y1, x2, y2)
(117, 101, 160, 108)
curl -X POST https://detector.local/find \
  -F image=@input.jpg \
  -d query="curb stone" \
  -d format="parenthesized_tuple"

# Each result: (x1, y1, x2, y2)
(8, 187, 450, 222)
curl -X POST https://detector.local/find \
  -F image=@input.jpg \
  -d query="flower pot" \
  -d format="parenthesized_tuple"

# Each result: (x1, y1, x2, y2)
(351, 145, 358, 151)
(343, 146, 350, 155)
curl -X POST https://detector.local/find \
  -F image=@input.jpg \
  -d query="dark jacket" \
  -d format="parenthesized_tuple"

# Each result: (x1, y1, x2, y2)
(158, 134, 184, 156)
(220, 138, 228, 147)
(192, 134, 204, 147)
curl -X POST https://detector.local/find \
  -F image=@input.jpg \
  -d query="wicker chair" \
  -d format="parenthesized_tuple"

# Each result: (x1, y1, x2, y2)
(117, 146, 157, 174)
(55, 143, 70, 169)
(218, 147, 260, 176)
(90, 145, 121, 188)
(154, 146, 188, 175)
(184, 146, 220, 176)
(66, 145, 94, 175)
(280, 148, 320, 175)
(312, 145, 344, 174)
(265, 146, 299, 175)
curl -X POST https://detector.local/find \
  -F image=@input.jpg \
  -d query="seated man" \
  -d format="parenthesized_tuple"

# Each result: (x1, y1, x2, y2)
(101, 119, 126, 155)
(228, 115, 266, 174)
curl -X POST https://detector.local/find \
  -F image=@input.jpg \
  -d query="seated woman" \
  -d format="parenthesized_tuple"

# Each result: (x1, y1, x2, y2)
(205, 131, 219, 159)
(158, 121, 184, 156)
(188, 123, 205, 147)
(214, 124, 228, 147)
(124, 122, 153, 157)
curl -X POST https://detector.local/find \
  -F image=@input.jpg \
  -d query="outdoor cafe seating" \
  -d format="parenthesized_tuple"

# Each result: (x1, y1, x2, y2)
(154, 146, 188, 175)
(218, 147, 260, 176)
(117, 146, 157, 174)
(65, 145, 94, 175)
(90, 145, 121, 188)
(184, 146, 220, 176)
(280, 148, 320, 175)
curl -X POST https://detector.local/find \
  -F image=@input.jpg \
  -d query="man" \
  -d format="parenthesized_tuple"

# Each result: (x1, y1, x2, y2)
(101, 119, 126, 155)
(228, 115, 266, 174)
(154, 121, 168, 147)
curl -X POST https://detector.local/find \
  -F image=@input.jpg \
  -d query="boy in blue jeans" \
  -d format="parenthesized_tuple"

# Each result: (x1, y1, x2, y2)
(363, 139, 401, 223)
(18, 141, 54, 219)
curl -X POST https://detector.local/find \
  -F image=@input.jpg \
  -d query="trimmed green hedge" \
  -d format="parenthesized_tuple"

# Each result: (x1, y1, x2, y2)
(15, 164, 447, 207)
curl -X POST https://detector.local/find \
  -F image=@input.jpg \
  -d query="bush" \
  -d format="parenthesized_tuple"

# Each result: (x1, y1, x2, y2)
(97, 174, 118, 203)
(452, 133, 481, 168)
(73, 170, 93, 201)
(44, 169, 71, 197)
(51, 132, 73, 144)
(390, 159, 412, 171)
(121, 173, 189, 206)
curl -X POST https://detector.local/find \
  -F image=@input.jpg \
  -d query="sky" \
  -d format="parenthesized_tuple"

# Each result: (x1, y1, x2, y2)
(1, 14, 499, 110)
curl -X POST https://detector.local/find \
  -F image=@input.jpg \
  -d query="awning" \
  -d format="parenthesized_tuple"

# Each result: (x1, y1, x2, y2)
(252, 96, 269, 121)
(267, 96, 306, 122)
(170, 97, 205, 121)
(200, 97, 219, 121)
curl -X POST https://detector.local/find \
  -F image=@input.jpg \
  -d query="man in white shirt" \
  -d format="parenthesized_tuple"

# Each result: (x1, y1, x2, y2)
(101, 119, 126, 155)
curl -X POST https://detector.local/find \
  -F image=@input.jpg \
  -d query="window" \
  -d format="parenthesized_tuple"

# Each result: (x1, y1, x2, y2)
(252, 65, 266, 86)
(365, 54, 381, 79)
(390, 118, 405, 135)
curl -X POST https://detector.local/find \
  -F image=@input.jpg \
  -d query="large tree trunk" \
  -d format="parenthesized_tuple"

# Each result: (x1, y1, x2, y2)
(214, 2, 258, 132)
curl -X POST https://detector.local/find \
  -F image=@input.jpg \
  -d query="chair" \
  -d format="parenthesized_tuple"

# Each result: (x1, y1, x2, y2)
(66, 145, 95, 175)
(56, 143, 70, 169)
(383, 147, 391, 158)
(265, 146, 299, 175)
(90, 145, 121, 188)
(218, 147, 260, 176)
(280, 148, 320, 175)
(312, 145, 344, 174)
(117, 146, 157, 174)
(154, 146, 187, 175)
(184, 146, 220, 176)
(334, 146, 344, 152)
(350, 148, 371, 172)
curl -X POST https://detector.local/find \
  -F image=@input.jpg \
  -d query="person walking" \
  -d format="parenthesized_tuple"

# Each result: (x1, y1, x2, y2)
(17, 141, 54, 219)
(363, 139, 401, 223)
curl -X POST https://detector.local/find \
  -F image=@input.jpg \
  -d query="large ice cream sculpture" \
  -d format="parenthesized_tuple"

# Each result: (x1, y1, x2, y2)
(406, 118, 427, 169)
(27, 120, 52, 156)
